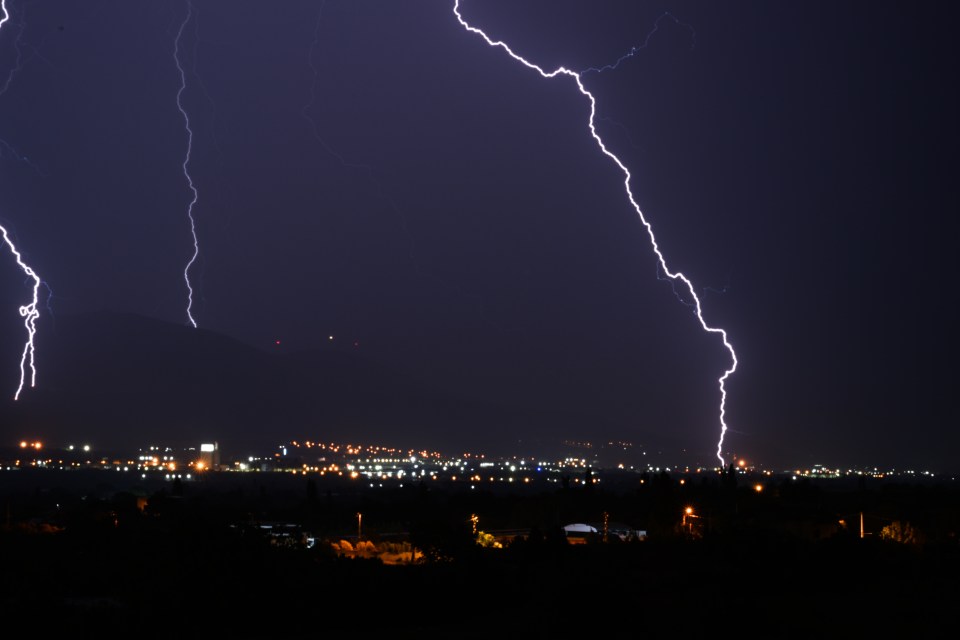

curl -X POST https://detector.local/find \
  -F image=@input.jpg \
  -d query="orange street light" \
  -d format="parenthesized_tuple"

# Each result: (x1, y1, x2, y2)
(682, 507, 700, 534)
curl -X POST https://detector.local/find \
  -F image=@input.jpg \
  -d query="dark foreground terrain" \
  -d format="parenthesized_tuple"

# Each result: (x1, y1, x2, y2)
(2, 469, 957, 637)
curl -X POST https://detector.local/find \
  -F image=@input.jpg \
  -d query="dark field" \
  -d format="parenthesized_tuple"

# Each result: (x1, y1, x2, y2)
(2, 469, 957, 637)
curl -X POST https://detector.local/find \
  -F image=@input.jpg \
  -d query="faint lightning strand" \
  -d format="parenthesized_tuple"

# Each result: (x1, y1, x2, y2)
(0, 2, 47, 176)
(1, 0, 41, 400)
(453, 1, 737, 464)
(0, 138, 45, 175)
(302, 0, 368, 170)
(0, 0, 21, 96)
(0, 225, 40, 400)
(301, 3, 503, 331)
(581, 11, 696, 75)
(174, 0, 199, 328)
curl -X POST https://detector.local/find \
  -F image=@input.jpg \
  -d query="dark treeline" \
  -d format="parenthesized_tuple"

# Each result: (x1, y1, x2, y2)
(1, 468, 958, 636)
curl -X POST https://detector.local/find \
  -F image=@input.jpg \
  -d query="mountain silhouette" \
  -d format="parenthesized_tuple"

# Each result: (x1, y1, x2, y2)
(1, 312, 645, 460)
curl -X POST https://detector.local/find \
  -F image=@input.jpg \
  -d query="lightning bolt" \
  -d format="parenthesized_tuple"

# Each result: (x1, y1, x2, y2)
(0, 225, 40, 400)
(174, 0, 199, 328)
(453, 1, 738, 465)
(1, 0, 41, 400)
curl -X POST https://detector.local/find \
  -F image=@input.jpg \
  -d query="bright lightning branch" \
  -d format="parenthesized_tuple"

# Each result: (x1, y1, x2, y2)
(452, 1, 737, 464)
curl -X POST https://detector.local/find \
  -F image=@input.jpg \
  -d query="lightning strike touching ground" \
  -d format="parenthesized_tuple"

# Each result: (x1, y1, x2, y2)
(174, 0, 200, 328)
(0, 225, 40, 400)
(452, 1, 738, 465)
(1, 0, 41, 400)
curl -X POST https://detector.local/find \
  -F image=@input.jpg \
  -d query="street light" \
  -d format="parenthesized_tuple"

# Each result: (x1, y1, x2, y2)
(682, 506, 700, 535)
(357, 512, 362, 541)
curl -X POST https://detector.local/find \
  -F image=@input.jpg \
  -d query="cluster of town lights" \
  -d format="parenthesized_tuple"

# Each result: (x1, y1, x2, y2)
(4, 441, 944, 482)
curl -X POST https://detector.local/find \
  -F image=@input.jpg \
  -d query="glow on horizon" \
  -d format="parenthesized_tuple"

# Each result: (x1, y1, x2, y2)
(452, 1, 738, 464)
(174, 0, 200, 328)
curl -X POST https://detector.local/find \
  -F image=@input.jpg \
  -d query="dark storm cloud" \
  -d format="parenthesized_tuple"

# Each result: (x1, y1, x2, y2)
(0, 1, 957, 470)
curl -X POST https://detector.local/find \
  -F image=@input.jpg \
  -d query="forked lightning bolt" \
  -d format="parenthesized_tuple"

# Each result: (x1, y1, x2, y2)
(174, 0, 199, 328)
(453, 1, 737, 464)
(0, 225, 40, 400)
(1, 0, 41, 400)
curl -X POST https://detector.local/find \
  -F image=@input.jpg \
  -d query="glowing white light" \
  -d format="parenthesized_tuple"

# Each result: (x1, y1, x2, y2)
(174, 1, 200, 328)
(453, 1, 738, 464)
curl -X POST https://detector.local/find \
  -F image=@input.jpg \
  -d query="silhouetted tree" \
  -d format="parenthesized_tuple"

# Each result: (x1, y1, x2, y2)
(409, 512, 474, 562)
(880, 521, 925, 546)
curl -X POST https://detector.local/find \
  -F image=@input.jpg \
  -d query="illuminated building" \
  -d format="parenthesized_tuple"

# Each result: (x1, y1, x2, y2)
(199, 442, 220, 471)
